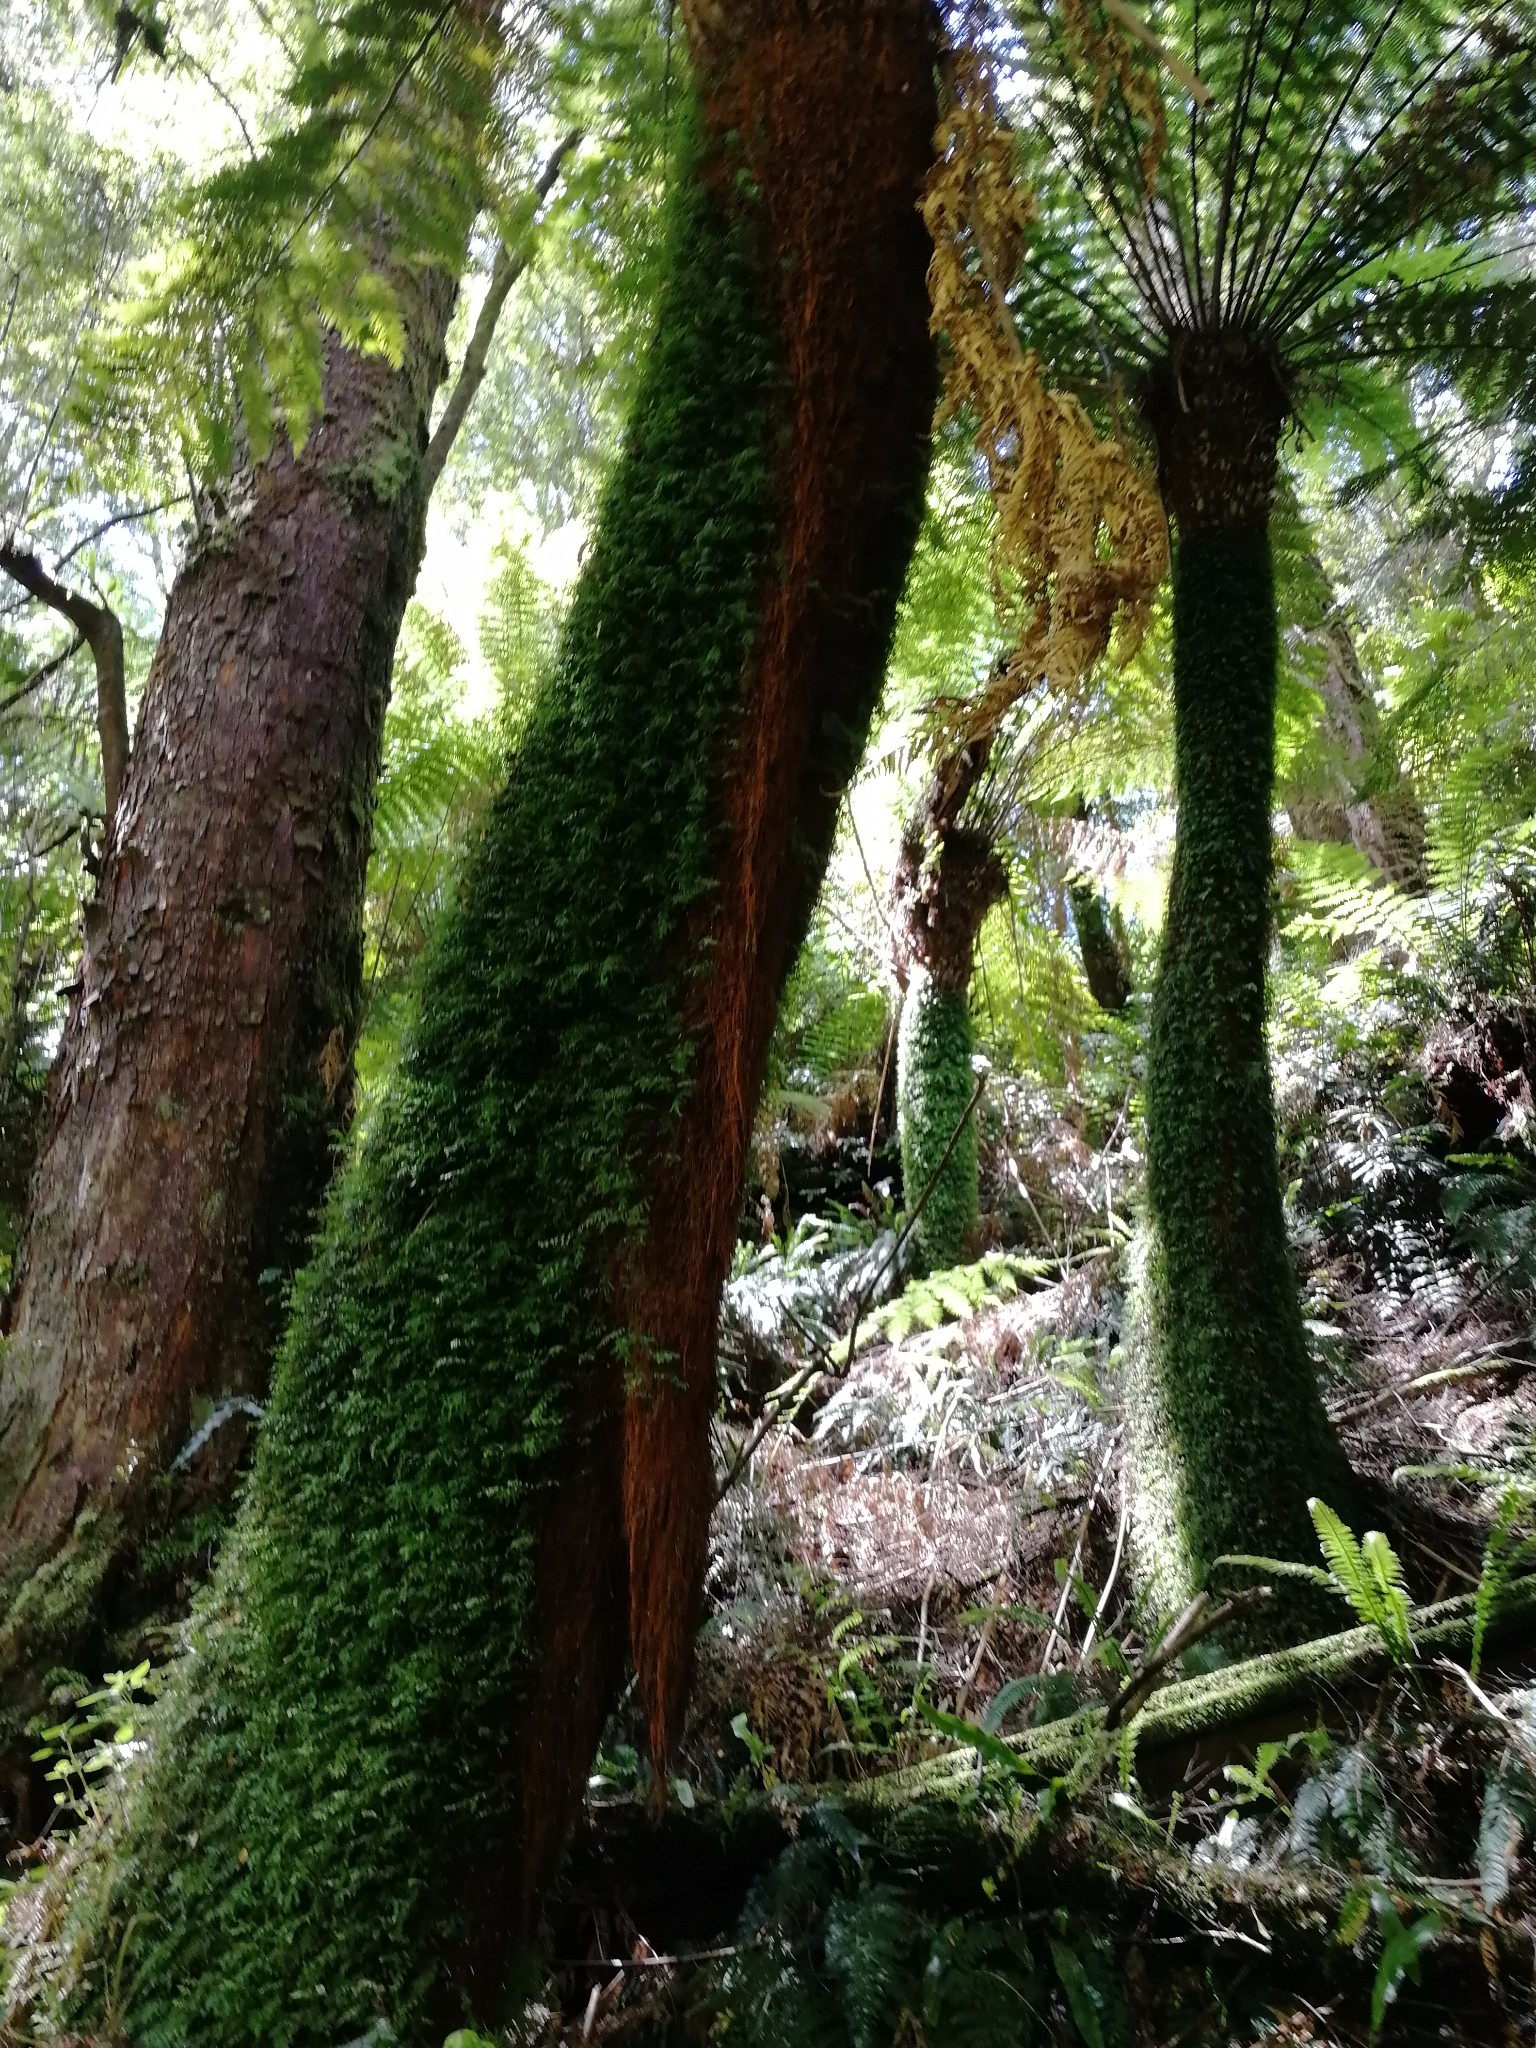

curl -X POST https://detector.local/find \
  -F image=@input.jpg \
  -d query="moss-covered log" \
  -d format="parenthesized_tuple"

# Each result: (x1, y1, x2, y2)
(1130, 341, 1349, 1620)
(7, 10, 938, 2043)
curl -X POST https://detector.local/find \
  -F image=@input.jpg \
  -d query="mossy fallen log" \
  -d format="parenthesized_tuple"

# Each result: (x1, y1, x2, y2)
(872, 1570, 1536, 1800)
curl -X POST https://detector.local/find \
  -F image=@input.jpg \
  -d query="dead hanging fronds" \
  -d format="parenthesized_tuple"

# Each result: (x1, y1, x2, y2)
(920, 43, 1168, 761)
(1061, 0, 1171, 190)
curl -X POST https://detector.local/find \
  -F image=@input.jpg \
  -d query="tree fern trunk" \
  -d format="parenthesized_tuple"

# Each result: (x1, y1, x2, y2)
(891, 768, 1006, 1273)
(897, 970, 980, 1269)
(1131, 343, 1348, 1619)
(12, 14, 938, 2042)
(1070, 878, 1132, 1012)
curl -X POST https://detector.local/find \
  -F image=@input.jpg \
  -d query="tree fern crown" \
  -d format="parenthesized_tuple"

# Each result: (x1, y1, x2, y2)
(995, 0, 1536, 509)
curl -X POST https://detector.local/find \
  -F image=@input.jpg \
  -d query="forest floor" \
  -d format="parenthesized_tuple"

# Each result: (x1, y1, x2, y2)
(536, 1030, 1536, 2047)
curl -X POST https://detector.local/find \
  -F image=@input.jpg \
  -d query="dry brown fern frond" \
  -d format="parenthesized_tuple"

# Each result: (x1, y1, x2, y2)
(920, 41, 1168, 760)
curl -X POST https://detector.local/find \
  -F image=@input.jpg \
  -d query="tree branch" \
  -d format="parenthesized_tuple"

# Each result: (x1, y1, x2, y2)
(421, 130, 580, 493)
(0, 544, 129, 829)
(0, 631, 86, 718)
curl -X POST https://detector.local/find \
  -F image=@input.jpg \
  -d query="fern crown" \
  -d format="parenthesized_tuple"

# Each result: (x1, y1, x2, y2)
(995, 0, 1536, 423)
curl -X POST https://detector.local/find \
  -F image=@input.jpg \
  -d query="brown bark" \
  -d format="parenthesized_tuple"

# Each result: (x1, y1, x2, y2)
(0, 546, 128, 831)
(0, 263, 459, 1714)
(891, 737, 1008, 996)
(617, 0, 940, 1781)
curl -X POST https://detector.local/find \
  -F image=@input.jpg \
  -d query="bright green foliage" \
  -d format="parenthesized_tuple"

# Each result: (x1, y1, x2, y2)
(1007, 1, 1536, 420)
(451, 0, 679, 527)
(897, 972, 979, 1272)
(855, 1251, 1048, 1351)
(28, 127, 782, 2048)
(0, 629, 103, 1262)
(83, 3, 516, 471)
(1310, 1502, 1414, 1661)
(353, 603, 503, 1105)
(1132, 532, 1347, 1610)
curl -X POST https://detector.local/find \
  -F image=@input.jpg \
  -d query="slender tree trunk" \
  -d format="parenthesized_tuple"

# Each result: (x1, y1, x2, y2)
(1130, 342, 1348, 1618)
(1069, 877, 1132, 1011)
(9, 10, 938, 2041)
(1284, 574, 1426, 889)
(0, 260, 461, 1724)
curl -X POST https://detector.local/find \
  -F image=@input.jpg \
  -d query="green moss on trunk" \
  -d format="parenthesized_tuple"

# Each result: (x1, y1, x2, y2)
(29, 138, 783, 2048)
(897, 970, 979, 1272)
(1130, 529, 1347, 1617)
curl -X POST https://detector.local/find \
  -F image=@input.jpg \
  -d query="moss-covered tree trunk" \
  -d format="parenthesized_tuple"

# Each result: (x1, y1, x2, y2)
(11, 11, 938, 2042)
(1070, 878, 1132, 1012)
(1130, 341, 1348, 1615)
(892, 749, 1006, 1270)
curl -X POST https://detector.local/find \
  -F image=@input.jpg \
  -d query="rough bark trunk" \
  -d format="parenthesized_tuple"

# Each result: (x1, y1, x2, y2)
(5, 11, 939, 2042)
(1131, 341, 1349, 1623)
(0, 261, 459, 1724)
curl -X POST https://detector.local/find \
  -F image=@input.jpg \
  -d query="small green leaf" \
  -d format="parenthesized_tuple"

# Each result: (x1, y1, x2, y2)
(1371, 1906, 1440, 2032)
(1049, 1935, 1106, 2048)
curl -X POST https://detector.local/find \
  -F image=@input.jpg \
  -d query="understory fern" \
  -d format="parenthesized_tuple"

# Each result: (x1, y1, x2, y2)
(1214, 1500, 1413, 1660)
(706, 1807, 1128, 2048)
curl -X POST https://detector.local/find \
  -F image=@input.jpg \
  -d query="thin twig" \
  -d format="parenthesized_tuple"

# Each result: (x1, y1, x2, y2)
(1328, 1350, 1535, 1426)
(0, 632, 85, 717)
(846, 796, 898, 956)
(421, 130, 580, 491)
(955, 1574, 1008, 1718)
(713, 1360, 820, 1506)
(1079, 1485, 1131, 1671)
(1105, 1588, 1275, 1729)
(51, 498, 188, 575)
(556, 1945, 742, 1972)
(1039, 1429, 1120, 1673)
(868, 1003, 897, 1181)
(279, 3, 457, 260)
(914, 1572, 936, 1672)
(1436, 1657, 1536, 1775)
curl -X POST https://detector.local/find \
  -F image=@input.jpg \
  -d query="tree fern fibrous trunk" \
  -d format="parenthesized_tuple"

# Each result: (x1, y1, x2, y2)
(12, 11, 938, 2041)
(892, 748, 1006, 1273)
(1069, 877, 1132, 1013)
(1129, 341, 1349, 1621)
(0, 257, 463, 1740)
(897, 969, 982, 1268)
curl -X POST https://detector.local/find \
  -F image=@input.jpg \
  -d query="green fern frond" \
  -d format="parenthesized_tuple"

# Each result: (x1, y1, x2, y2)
(1308, 1499, 1413, 1660)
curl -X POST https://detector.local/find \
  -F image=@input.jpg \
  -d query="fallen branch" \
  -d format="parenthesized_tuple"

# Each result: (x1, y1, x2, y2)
(1328, 1347, 1535, 1426)
(1105, 1587, 1273, 1728)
